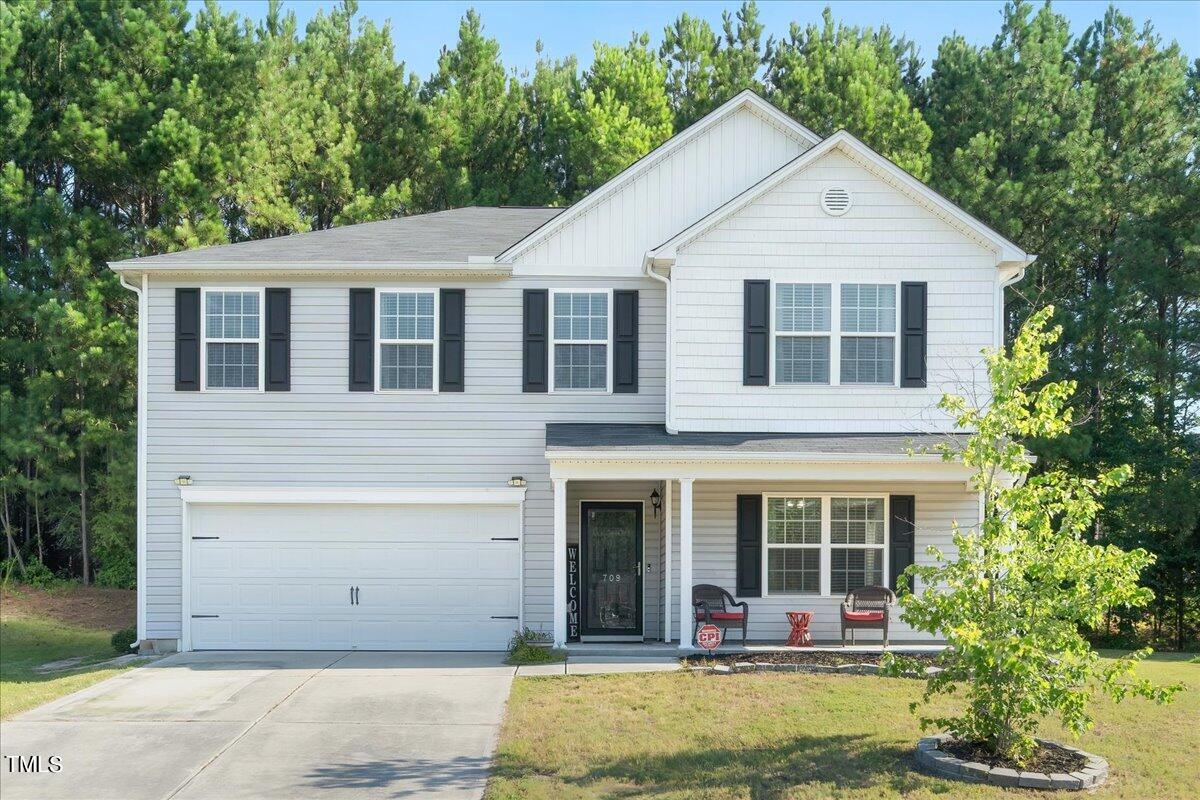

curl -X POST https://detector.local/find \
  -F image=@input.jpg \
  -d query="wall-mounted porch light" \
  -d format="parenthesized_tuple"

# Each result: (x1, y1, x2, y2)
(508, 476, 527, 488)
(174, 475, 193, 486)
(650, 488, 662, 518)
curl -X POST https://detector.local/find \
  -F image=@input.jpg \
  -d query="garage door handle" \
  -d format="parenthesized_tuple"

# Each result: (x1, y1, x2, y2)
(192, 536, 219, 540)
(491, 537, 518, 541)
(354, 586, 360, 605)
(191, 614, 219, 619)
(490, 615, 518, 620)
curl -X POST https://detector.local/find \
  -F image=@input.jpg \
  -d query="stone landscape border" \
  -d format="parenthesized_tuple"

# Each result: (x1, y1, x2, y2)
(916, 733, 1109, 790)
(687, 660, 943, 677)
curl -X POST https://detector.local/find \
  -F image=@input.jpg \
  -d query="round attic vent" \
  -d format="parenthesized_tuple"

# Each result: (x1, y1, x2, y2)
(821, 187, 852, 216)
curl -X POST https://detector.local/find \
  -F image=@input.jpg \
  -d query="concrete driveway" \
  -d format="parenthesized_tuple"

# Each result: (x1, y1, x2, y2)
(0, 651, 515, 800)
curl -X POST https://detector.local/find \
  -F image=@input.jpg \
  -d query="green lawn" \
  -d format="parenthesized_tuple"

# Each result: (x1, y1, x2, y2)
(0, 615, 133, 719)
(488, 653, 1198, 799)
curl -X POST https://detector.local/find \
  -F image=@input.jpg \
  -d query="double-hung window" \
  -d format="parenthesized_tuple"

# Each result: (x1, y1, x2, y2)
(764, 494, 888, 595)
(829, 497, 886, 594)
(203, 288, 263, 390)
(377, 290, 436, 391)
(774, 283, 831, 384)
(840, 283, 896, 384)
(551, 290, 610, 392)
(765, 497, 822, 593)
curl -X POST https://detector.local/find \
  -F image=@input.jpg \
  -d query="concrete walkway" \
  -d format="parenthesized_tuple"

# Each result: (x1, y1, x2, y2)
(1, 651, 515, 800)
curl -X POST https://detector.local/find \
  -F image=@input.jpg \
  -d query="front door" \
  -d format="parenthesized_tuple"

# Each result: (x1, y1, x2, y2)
(580, 502, 643, 639)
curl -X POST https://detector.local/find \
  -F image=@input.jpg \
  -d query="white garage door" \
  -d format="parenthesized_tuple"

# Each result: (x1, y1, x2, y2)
(187, 502, 521, 651)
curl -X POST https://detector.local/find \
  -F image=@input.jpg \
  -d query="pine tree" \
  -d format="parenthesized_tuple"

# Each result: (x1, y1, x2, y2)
(764, 8, 931, 178)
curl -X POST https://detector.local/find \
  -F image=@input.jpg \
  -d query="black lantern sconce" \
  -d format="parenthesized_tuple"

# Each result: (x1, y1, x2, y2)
(650, 487, 662, 518)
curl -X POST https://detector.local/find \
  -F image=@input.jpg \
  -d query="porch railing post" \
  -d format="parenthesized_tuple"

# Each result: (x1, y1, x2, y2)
(552, 477, 567, 647)
(678, 477, 694, 650)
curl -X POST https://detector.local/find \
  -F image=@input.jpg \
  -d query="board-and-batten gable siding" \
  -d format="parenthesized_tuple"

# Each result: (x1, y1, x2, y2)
(142, 277, 665, 640)
(512, 106, 811, 274)
(670, 149, 999, 433)
(565, 481, 662, 639)
(664, 481, 976, 642)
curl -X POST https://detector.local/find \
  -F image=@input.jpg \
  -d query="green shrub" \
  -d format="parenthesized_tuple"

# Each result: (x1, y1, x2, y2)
(506, 628, 565, 665)
(19, 559, 61, 589)
(111, 627, 137, 654)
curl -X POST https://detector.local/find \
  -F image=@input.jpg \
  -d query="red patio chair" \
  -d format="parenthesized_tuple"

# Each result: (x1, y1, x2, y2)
(692, 584, 749, 645)
(840, 585, 896, 647)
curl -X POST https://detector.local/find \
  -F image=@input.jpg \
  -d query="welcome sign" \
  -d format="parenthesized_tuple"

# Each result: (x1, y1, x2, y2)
(566, 544, 580, 642)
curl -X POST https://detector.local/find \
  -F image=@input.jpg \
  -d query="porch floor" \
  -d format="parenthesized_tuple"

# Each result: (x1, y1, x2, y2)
(565, 641, 946, 657)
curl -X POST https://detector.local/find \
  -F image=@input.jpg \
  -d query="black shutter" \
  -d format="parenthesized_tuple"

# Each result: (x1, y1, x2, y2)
(175, 288, 200, 391)
(439, 289, 465, 392)
(265, 288, 291, 391)
(900, 282, 927, 388)
(743, 280, 770, 386)
(889, 495, 916, 593)
(522, 289, 548, 393)
(348, 288, 374, 391)
(613, 289, 638, 393)
(736, 494, 763, 597)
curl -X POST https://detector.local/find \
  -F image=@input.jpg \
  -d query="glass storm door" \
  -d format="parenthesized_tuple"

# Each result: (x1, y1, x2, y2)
(581, 502, 643, 638)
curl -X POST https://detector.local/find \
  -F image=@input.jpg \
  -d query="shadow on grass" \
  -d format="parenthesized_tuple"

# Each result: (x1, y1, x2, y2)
(493, 733, 929, 799)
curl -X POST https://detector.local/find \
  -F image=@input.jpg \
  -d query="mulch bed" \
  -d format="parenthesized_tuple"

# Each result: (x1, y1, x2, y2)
(942, 738, 1087, 774)
(683, 650, 941, 667)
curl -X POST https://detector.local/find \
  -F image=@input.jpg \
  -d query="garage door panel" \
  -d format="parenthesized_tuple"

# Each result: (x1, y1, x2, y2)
(189, 503, 521, 651)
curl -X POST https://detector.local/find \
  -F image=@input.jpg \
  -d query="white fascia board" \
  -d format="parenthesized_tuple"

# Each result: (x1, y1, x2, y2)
(647, 130, 1036, 269)
(178, 486, 528, 505)
(496, 90, 820, 265)
(548, 457, 975, 483)
(107, 262, 511, 279)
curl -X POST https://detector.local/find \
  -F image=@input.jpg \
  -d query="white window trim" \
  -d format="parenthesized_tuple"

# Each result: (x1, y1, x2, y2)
(374, 287, 439, 394)
(838, 282, 900, 387)
(768, 281, 900, 388)
(200, 286, 265, 393)
(769, 282, 833, 387)
(761, 493, 889, 598)
(549, 288, 613, 394)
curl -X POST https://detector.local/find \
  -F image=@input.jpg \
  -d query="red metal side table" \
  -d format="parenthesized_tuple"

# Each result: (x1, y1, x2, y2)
(785, 611, 814, 647)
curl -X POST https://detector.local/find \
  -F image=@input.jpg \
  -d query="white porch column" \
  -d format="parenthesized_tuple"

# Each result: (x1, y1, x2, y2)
(662, 480, 673, 643)
(552, 478, 568, 647)
(677, 477, 694, 650)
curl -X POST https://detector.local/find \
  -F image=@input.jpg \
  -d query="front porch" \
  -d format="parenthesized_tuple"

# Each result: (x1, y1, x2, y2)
(565, 642, 947, 657)
(546, 424, 979, 650)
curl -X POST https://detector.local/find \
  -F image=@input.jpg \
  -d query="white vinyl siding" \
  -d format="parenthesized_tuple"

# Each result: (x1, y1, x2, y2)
(671, 149, 1000, 433)
(143, 277, 665, 641)
(377, 290, 437, 392)
(202, 289, 262, 391)
(513, 104, 812, 273)
(664, 481, 978, 643)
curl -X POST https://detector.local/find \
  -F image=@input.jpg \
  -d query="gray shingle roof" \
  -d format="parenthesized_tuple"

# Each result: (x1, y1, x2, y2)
(545, 424, 965, 457)
(111, 206, 562, 268)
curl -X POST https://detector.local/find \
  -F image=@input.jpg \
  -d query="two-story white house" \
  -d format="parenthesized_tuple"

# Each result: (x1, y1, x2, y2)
(110, 91, 1034, 654)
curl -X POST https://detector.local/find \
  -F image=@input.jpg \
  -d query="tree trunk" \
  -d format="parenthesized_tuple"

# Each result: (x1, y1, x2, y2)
(2, 489, 27, 573)
(79, 446, 90, 586)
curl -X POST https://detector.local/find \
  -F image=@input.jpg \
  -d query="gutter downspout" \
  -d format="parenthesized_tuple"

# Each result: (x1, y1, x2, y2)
(643, 256, 677, 434)
(117, 272, 148, 648)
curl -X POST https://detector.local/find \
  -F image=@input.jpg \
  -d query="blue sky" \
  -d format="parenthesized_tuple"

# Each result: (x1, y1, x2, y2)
(195, 1, 1198, 80)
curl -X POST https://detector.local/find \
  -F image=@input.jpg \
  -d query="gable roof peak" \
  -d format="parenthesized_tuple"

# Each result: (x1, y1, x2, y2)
(497, 90, 821, 263)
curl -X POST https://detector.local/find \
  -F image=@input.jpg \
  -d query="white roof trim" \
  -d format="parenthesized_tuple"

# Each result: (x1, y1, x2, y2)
(647, 130, 1035, 267)
(497, 90, 821, 264)
(546, 448, 949, 464)
(178, 486, 527, 505)
(108, 261, 513, 280)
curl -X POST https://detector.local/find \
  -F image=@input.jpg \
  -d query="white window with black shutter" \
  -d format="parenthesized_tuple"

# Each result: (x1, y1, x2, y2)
(376, 289, 438, 393)
(201, 288, 264, 392)
(549, 289, 611, 393)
